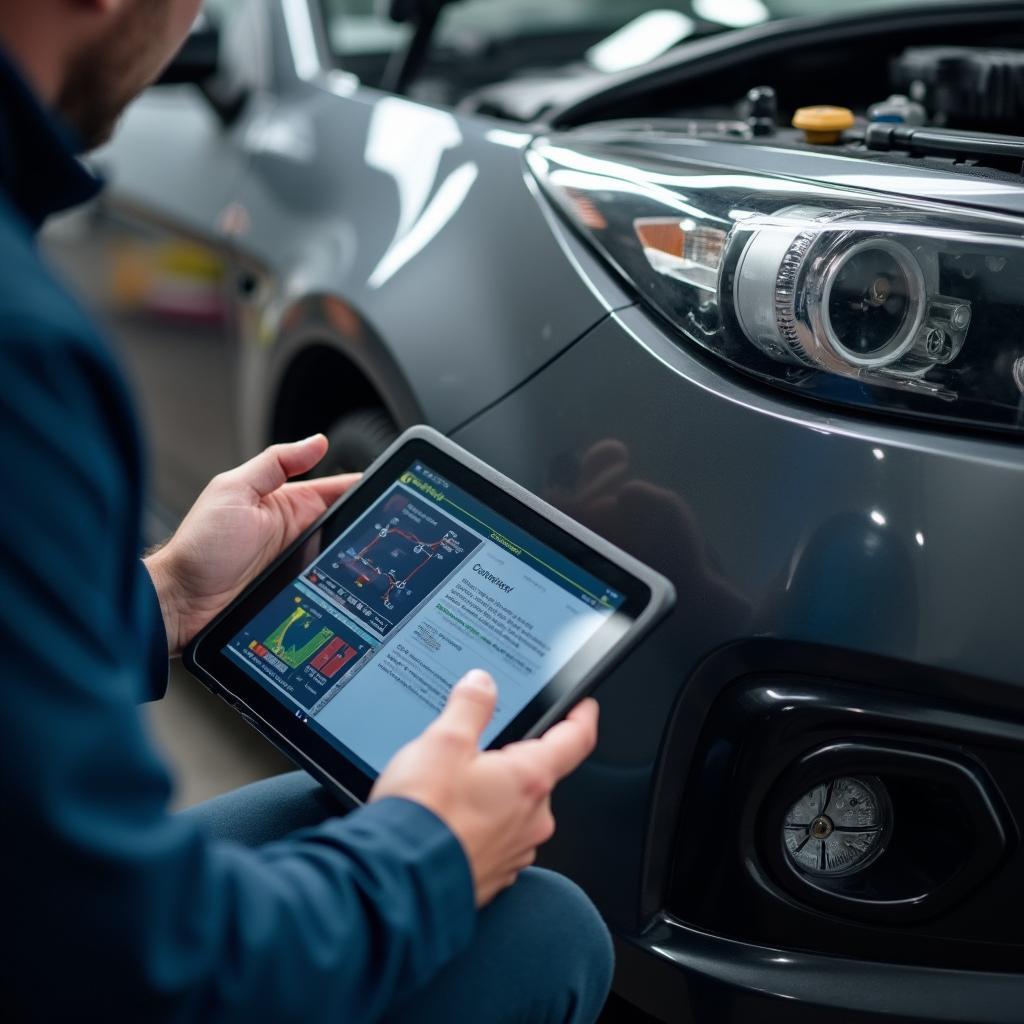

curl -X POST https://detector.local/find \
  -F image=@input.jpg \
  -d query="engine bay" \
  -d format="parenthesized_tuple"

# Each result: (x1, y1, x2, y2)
(472, 4, 1024, 181)
(652, 43, 1024, 180)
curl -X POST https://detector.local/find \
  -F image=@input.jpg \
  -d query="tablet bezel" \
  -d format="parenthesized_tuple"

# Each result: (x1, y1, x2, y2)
(185, 427, 674, 805)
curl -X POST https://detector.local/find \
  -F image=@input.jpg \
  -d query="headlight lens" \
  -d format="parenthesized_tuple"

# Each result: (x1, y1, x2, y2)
(529, 138, 1024, 432)
(819, 240, 923, 365)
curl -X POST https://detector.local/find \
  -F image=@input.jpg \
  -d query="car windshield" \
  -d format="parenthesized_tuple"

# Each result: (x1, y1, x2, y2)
(321, 0, 973, 68)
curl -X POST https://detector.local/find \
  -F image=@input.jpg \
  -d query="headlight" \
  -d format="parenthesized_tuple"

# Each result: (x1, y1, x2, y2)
(732, 207, 968, 376)
(528, 138, 1024, 432)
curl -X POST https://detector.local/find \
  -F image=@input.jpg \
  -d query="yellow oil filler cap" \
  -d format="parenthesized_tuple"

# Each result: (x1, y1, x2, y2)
(792, 105, 856, 144)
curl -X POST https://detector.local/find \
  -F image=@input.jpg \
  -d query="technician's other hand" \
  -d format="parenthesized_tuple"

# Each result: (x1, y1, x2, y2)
(371, 670, 599, 907)
(145, 436, 359, 656)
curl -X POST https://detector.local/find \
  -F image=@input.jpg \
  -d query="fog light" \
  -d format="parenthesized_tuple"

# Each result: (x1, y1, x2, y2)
(783, 776, 892, 876)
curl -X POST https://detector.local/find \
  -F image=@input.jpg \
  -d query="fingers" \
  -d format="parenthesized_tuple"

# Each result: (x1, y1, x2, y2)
(488, 848, 539, 904)
(290, 472, 362, 507)
(524, 698, 600, 782)
(430, 670, 498, 744)
(227, 436, 329, 498)
(529, 798, 556, 846)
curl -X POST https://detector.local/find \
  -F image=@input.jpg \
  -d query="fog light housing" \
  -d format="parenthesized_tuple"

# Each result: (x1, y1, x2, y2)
(756, 740, 1010, 924)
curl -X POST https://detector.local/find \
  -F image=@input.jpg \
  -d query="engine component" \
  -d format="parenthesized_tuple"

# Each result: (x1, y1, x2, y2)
(893, 46, 1024, 131)
(745, 85, 777, 136)
(867, 93, 926, 126)
(792, 105, 855, 144)
(862, 121, 1024, 172)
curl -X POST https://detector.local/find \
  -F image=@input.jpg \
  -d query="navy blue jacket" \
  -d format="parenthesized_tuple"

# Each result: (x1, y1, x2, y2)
(0, 50, 474, 1021)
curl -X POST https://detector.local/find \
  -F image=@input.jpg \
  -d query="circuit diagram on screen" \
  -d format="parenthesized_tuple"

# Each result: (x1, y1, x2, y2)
(305, 489, 477, 636)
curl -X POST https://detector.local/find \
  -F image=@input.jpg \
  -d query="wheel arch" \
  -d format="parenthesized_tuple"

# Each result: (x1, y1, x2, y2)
(252, 292, 423, 449)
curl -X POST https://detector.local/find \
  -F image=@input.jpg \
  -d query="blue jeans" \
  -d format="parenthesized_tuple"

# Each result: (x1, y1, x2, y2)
(179, 772, 614, 1023)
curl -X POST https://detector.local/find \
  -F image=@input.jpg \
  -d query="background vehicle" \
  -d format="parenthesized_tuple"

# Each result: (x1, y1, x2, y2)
(48, 0, 1024, 1019)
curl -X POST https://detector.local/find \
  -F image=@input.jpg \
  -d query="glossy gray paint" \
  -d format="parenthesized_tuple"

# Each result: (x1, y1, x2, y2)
(229, 82, 629, 437)
(457, 302, 1024, 693)
(92, 0, 623, 454)
(452, 303, 1024, 1017)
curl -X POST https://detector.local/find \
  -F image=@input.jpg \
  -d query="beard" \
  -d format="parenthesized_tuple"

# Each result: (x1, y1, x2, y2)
(56, 1, 172, 151)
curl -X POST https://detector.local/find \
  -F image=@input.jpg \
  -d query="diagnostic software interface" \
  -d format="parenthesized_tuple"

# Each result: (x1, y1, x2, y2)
(224, 462, 625, 774)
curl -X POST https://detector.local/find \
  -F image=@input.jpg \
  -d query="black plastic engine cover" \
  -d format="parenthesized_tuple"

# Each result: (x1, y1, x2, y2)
(893, 46, 1024, 131)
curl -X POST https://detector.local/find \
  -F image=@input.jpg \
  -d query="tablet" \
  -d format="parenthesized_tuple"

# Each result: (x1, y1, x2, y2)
(185, 426, 675, 804)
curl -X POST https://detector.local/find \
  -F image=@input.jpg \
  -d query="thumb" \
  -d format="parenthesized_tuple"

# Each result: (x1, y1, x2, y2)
(432, 670, 498, 744)
(228, 435, 329, 498)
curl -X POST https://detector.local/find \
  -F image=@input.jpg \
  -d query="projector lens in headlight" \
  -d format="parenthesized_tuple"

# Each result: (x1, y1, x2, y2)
(529, 139, 1024, 432)
(731, 207, 970, 379)
(823, 240, 922, 364)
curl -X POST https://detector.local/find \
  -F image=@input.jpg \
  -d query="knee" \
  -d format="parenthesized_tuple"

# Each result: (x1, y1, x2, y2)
(499, 868, 614, 1023)
(178, 771, 342, 846)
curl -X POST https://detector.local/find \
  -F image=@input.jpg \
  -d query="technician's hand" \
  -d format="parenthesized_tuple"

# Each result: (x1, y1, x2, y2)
(371, 670, 599, 907)
(145, 436, 359, 656)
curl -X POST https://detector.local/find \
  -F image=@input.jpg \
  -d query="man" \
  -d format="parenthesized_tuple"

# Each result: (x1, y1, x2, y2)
(0, 1, 613, 1020)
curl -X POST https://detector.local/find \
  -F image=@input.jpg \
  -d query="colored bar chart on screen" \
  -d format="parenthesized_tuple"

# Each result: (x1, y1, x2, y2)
(226, 585, 374, 711)
(265, 601, 334, 669)
(309, 635, 359, 678)
(323, 645, 358, 678)
(311, 636, 346, 671)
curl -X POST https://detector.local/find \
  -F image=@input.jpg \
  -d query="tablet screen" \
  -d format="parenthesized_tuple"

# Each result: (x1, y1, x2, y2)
(221, 460, 626, 775)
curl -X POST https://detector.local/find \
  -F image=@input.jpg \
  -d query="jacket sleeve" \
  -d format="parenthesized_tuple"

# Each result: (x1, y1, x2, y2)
(0, 322, 476, 1023)
(141, 564, 171, 702)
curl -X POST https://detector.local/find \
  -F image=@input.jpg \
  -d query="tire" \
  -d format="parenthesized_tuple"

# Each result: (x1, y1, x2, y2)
(318, 408, 399, 474)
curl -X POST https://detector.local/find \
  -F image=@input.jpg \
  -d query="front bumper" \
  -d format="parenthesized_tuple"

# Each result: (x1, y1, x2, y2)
(452, 304, 1024, 1022)
(616, 918, 1023, 1023)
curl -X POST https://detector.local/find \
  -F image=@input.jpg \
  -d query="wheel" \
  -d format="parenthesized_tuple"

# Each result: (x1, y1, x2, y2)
(317, 408, 399, 474)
